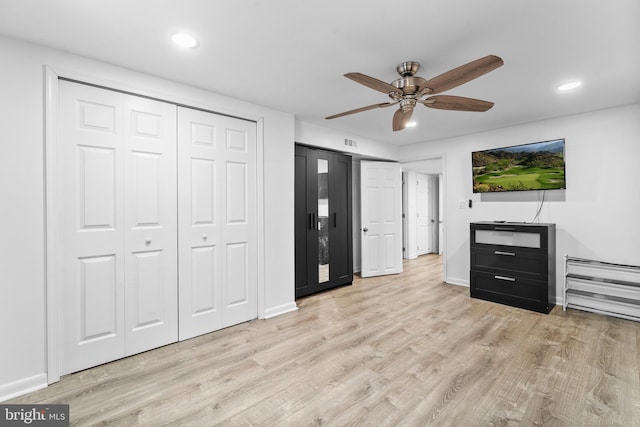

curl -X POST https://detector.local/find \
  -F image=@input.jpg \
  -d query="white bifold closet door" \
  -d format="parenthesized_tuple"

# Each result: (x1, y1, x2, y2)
(59, 81, 178, 375)
(177, 107, 257, 340)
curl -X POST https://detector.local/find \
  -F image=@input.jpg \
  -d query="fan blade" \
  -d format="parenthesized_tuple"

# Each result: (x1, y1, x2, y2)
(422, 55, 503, 94)
(420, 95, 494, 112)
(345, 72, 400, 94)
(325, 102, 397, 119)
(392, 108, 413, 131)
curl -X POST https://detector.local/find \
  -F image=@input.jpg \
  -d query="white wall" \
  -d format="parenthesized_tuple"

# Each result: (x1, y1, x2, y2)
(0, 35, 295, 400)
(399, 104, 640, 294)
(402, 158, 443, 174)
(295, 120, 399, 161)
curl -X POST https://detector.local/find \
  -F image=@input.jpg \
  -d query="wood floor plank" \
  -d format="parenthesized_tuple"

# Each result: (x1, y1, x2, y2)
(7, 254, 640, 426)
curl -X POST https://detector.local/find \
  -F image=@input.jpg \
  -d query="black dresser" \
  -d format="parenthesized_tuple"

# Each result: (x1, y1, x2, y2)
(470, 222, 556, 313)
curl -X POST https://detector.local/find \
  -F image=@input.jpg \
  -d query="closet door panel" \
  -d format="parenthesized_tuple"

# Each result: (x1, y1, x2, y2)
(191, 158, 216, 224)
(178, 108, 223, 339)
(226, 242, 249, 305)
(220, 116, 257, 327)
(78, 146, 117, 228)
(123, 95, 178, 355)
(190, 245, 218, 315)
(128, 250, 165, 336)
(77, 255, 118, 338)
(59, 81, 126, 375)
(178, 108, 257, 338)
(189, 159, 219, 318)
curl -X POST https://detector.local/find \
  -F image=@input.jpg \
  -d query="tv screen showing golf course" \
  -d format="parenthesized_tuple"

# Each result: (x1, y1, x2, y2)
(472, 139, 566, 193)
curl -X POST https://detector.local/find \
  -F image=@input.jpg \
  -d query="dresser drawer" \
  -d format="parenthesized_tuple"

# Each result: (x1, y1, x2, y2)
(470, 247, 548, 280)
(470, 270, 551, 312)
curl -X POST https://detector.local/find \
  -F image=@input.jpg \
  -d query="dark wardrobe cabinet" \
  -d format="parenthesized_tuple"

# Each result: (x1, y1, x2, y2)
(295, 145, 353, 298)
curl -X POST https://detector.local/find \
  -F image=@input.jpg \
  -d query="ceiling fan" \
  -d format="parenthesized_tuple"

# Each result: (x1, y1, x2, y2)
(325, 55, 504, 131)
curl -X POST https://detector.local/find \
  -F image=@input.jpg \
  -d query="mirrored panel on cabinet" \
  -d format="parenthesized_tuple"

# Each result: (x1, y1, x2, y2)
(318, 158, 329, 283)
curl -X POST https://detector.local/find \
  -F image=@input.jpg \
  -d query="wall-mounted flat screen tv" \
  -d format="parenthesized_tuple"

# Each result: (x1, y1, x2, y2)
(472, 138, 566, 193)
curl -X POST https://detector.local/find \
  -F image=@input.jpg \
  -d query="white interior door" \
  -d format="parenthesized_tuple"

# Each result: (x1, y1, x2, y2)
(428, 175, 439, 253)
(123, 95, 178, 355)
(416, 173, 430, 255)
(177, 107, 257, 340)
(59, 81, 126, 374)
(360, 161, 403, 277)
(59, 81, 178, 375)
(439, 174, 444, 255)
(401, 172, 409, 259)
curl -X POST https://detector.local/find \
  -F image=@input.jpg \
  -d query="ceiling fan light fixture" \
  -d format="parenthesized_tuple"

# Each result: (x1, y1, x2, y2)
(557, 81, 581, 91)
(326, 55, 503, 131)
(171, 32, 198, 48)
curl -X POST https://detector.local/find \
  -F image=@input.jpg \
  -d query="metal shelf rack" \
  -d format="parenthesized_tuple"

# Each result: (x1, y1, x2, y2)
(563, 255, 640, 322)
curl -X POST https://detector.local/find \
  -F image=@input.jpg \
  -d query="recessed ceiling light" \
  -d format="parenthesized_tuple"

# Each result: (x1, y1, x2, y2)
(557, 81, 581, 91)
(406, 121, 417, 128)
(171, 32, 198, 48)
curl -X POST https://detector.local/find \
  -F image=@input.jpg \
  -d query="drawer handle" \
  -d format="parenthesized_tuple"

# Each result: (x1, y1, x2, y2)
(495, 251, 516, 256)
(495, 275, 516, 282)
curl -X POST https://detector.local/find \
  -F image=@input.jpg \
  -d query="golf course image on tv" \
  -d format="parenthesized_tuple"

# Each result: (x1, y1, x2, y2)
(472, 139, 565, 193)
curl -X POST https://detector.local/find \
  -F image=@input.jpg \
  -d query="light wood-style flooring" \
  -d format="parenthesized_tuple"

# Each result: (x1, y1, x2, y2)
(10, 255, 640, 426)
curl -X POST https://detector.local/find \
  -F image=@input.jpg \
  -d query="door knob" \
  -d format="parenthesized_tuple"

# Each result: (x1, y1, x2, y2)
(202, 234, 208, 241)
(363, 227, 368, 232)
(145, 238, 152, 246)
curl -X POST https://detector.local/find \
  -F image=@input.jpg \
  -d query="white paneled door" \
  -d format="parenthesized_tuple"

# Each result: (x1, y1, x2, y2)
(177, 107, 257, 340)
(59, 81, 177, 375)
(416, 173, 431, 255)
(360, 161, 403, 278)
(122, 95, 178, 355)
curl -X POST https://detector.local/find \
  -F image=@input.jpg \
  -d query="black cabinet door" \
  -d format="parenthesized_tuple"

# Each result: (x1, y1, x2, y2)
(330, 153, 353, 286)
(295, 146, 317, 296)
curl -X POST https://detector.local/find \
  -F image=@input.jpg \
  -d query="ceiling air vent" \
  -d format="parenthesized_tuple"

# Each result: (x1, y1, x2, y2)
(344, 138, 357, 147)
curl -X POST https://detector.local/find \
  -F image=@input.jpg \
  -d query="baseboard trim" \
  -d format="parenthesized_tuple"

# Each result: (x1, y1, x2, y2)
(263, 302, 298, 319)
(0, 373, 47, 402)
(445, 277, 470, 287)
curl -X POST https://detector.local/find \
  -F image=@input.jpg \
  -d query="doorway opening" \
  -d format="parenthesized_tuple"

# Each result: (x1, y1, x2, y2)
(401, 155, 446, 279)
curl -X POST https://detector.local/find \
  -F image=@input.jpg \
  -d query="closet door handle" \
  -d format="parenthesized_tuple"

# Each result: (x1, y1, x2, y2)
(333, 212, 337, 227)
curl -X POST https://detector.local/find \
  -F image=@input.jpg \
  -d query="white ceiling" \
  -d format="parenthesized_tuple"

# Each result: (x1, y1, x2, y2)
(1, 0, 638, 145)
